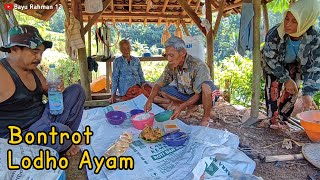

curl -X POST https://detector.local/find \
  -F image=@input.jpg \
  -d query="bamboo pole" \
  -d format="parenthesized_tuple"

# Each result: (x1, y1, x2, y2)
(87, 20, 92, 83)
(244, 0, 261, 126)
(262, 0, 269, 36)
(212, 0, 226, 39)
(205, 0, 214, 80)
(181, 20, 190, 36)
(72, 0, 91, 100)
(177, 0, 206, 35)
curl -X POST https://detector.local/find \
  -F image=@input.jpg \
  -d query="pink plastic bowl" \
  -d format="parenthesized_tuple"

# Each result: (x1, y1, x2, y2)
(131, 112, 155, 130)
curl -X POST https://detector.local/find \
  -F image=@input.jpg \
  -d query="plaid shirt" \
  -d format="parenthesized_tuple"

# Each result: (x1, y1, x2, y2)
(157, 54, 213, 94)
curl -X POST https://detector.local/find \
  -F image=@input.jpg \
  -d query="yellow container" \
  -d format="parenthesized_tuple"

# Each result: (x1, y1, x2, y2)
(90, 75, 106, 93)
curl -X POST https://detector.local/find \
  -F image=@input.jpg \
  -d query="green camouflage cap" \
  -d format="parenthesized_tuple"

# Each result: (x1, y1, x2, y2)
(0, 25, 52, 52)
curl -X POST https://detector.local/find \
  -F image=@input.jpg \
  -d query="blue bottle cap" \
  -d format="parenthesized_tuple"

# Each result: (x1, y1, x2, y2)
(49, 64, 55, 68)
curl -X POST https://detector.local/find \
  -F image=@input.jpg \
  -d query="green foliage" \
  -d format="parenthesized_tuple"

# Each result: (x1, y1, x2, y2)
(141, 61, 167, 82)
(49, 8, 65, 33)
(55, 58, 80, 86)
(14, 10, 51, 31)
(313, 92, 320, 106)
(215, 53, 263, 106)
(267, 0, 290, 13)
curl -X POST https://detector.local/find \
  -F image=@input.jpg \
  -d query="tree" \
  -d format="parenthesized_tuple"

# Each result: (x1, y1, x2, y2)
(49, 8, 65, 33)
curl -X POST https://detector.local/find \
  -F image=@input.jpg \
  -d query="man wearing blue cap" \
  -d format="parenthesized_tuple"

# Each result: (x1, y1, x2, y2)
(0, 25, 85, 156)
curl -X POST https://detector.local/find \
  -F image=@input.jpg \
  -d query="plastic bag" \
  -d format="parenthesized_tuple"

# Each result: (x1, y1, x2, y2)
(183, 36, 205, 62)
(192, 146, 256, 180)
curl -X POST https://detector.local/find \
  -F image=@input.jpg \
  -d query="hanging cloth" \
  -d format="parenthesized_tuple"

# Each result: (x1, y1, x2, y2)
(0, 2, 18, 58)
(238, 1, 254, 56)
(64, 14, 85, 61)
(95, 23, 111, 59)
(85, 0, 103, 13)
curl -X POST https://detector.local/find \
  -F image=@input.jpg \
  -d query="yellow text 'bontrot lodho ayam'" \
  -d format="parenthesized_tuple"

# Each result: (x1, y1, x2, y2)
(6, 125, 135, 173)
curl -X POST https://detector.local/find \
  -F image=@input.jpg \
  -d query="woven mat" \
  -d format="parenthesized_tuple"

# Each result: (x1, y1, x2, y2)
(302, 143, 320, 169)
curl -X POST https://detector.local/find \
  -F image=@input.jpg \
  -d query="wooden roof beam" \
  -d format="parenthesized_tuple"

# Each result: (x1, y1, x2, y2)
(157, 0, 169, 26)
(177, 0, 205, 35)
(193, 0, 201, 19)
(212, 0, 226, 38)
(83, 13, 190, 19)
(144, 0, 152, 26)
(129, 0, 132, 25)
(212, 2, 242, 13)
(84, 0, 112, 34)
(181, 20, 190, 36)
(182, 0, 193, 16)
(83, 19, 195, 24)
(111, 0, 115, 25)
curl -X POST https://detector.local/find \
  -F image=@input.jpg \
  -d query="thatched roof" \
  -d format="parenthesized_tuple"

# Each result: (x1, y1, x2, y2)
(7, 0, 269, 24)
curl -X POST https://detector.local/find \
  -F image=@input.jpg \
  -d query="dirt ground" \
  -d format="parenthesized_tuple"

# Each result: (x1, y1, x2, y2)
(66, 102, 320, 180)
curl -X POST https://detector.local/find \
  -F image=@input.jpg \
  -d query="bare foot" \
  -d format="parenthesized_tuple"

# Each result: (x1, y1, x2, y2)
(65, 144, 80, 157)
(200, 120, 209, 126)
(167, 101, 179, 110)
(181, 105, 198, 119)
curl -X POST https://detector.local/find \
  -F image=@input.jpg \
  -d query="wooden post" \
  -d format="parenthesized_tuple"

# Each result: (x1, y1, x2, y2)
(177, 0, 206, 35)
(244, 0, 261, 126)
(87, 20, 92, 83)
(262, 0, 269, 36)
(72, 0, 91, 100)
(181, 20, 190, 36)
(205, 0, 214, 80)
(212, 0, 226, 39)
(106, 26, 111, 93)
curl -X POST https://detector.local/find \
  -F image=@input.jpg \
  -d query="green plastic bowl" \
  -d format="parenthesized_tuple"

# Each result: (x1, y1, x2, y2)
(154, 110, 174, 122)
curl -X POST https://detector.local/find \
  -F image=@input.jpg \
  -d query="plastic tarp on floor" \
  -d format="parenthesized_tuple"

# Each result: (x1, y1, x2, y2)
(80, 95, 256, 180)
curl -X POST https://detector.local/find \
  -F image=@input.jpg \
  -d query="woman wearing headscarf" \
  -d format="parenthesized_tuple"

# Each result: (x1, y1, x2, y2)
(262, 0, 320, 128)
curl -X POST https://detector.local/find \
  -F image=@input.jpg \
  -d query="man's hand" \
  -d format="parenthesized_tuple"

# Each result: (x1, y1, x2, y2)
(284, 78, 298, 95)
(107, 95, 116, 104)
(47, 76, 64, 92)
(57, 77, 65, 92)
(170, 105, 184, 120)
(144, 99, 153, 112)
(302, 95, 318, 111)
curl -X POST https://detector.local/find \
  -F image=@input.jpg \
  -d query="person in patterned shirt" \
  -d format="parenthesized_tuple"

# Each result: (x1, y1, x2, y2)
(144, 36, 217, 126)
(108, 39, 152, 103)
(262, 0, 320, 129)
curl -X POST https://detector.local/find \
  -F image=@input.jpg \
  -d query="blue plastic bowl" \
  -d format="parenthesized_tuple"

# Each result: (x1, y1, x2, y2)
(130, 109, 145, 116)
(105, 111, 126, 125)
(163, 132, 188, 147)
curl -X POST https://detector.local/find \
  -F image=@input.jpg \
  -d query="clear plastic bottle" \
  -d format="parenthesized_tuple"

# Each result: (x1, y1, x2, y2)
(47, 64, 64, 115)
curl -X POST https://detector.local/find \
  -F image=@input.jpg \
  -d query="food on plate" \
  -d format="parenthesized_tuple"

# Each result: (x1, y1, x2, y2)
(139, 125, 162, 141)
(105, 131, 133, 157)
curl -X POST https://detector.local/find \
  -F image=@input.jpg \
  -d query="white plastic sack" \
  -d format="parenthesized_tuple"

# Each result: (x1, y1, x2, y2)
(85, 0, 103, 13)
(183, 36, 205, 62)
(192, 146, 256, 180)
(0, 138, 66, 180)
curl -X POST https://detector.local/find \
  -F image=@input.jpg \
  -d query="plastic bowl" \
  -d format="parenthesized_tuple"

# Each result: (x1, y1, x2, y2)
(105, 111, 126, 125)
(163, 131, 188, 146)
(154, 110, 174, 122)
(297, 110, 320, 142)
(131, 112, 155, 130)
(130, 109, 145, 117)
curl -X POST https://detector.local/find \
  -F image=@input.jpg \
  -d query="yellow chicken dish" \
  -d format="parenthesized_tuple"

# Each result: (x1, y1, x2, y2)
(139, 125, 163, 142)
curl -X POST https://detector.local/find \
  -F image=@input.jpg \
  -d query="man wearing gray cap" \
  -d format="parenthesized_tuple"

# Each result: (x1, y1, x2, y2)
(0, 25, 85, 156)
